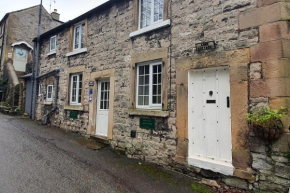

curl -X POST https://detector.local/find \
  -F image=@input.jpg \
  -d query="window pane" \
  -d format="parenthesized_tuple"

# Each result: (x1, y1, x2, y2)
(145, 75, 149, 84)
(153, 96, 157, 104)
(139, 75, 144, 85)
(74, 26, 80, 49)
(153, 85, 157, 95)
(138, 96, 144, 105)
(145, 65, 150, 74)
(140, 0, 151, 28)
(144, 85, 149, 95)
(50, 37, 56, 51)
(81, 24, 85, 48)
(138, 86, 144, 95)
(78, 74, 82, 104)
(154, 0, 163, 22)
(144, 96, 149, 105)
(139, 66, 144, 75)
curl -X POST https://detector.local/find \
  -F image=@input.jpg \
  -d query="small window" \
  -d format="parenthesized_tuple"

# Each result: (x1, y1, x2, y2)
(46, 85, 53, 102)
(38, 84, 42, 96)
(139, 0, 163, 29)
(73, 22, 85, 50)
(50, 35, 56, 52)
(70, 74, 83, 105)
(136, 61, 162, 109)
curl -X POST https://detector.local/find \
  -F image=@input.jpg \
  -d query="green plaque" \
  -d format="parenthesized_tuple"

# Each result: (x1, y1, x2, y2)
(70, 111, 78, 119)
(140, 118, 155, 130)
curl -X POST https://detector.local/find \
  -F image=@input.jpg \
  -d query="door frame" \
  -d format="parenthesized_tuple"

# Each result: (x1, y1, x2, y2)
(88, 69, 115, 139)
(187, 67, 234, 175)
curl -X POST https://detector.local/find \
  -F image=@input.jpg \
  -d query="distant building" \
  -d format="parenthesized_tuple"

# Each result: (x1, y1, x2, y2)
(0, 5, 62, 113)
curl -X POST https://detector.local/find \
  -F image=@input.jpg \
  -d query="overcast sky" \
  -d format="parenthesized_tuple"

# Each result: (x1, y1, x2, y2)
(0, 0, 109, 22)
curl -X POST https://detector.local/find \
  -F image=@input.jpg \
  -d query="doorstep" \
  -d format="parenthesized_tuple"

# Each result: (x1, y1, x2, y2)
(90, 135, 110, 145)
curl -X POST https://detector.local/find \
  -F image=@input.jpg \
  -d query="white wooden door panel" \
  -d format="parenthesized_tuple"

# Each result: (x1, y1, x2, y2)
(188, 67, 233, 175)
(96, 80, 110, 137)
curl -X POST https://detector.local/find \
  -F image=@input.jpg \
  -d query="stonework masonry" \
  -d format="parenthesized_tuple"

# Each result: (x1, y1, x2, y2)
(36, 0, 290, 192)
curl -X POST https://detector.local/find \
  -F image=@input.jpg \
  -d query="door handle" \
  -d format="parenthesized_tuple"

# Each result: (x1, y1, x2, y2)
(227, 97, 230, 108)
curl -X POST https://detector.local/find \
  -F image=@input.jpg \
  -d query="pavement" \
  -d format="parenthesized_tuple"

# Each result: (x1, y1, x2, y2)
(0, 113, 200, 193)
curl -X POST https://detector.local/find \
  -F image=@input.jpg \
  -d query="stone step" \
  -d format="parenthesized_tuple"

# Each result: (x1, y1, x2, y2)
(89, 135, 110, 145)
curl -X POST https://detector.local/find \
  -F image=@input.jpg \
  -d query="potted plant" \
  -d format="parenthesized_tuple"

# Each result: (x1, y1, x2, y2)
(247, 106, 286, 141)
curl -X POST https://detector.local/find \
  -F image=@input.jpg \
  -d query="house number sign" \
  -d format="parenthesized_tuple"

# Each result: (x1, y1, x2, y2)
(140, 118, 155, 130)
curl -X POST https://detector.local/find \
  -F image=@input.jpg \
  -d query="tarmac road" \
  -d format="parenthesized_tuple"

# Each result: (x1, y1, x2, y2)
(0, 113, 196, 193)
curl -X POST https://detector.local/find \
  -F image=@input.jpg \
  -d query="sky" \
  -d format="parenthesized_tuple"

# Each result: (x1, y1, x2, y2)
(0, 0, 109, 22)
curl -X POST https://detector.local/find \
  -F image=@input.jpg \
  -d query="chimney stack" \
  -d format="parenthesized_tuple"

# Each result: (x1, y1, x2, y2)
(51, 9, 60, 21)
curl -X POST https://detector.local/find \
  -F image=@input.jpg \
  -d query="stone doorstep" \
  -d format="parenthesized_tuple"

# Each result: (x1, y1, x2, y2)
(90, 135, 110, 145)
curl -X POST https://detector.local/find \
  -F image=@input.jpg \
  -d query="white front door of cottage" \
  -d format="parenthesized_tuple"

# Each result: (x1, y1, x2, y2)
(96, 80, 110, 137)
(188, 67, 233, 175)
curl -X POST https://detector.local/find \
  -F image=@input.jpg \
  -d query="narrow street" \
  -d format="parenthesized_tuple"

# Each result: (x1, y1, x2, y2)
(0, 113, 196, 193)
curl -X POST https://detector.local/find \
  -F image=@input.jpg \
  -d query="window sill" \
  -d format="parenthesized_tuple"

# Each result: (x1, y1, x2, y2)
(128, 109, 169, 118)
(129, 19, 171, 38)
(66, 48, 87, 57)
(44, 101, 52, 105)
(64, 105, 84, 111)
(47, 51, 56, 56)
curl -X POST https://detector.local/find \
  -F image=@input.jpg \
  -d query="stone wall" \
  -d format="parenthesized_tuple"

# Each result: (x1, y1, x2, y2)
(36, 0, 290, 192)
(1, 5, 62, 68)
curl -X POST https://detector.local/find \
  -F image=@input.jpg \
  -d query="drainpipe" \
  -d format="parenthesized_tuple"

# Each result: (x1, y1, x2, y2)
(0, 20, 6, 70)
(43, 75, 59, 125)
(32, 0, 43, 120)
(30, 41, 37, 118)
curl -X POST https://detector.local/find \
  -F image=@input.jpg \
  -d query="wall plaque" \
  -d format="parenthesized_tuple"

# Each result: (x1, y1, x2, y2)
(140, 118, 155, 130)
(196, 41, 216, 52)
(89, 81, 94, 86)
(70, 111, 78, 119)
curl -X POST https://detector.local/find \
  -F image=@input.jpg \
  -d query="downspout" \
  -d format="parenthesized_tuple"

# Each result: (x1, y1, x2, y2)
(0, 20, 7, 70)
(30, 41, 37, 118)
(43, 75, 59, 125)
(32, 1, 43, 120)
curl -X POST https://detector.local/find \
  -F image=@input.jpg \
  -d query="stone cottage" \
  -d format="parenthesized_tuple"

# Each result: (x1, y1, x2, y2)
(0, 5, 62, 113)
(35, 0, 290, 192)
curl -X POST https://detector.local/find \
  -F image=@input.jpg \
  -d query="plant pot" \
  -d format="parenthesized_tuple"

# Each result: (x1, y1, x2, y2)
(252, 120, 284, 141)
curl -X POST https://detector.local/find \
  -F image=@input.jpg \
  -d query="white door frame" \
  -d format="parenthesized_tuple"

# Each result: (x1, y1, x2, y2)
(187, 67, 233, 175)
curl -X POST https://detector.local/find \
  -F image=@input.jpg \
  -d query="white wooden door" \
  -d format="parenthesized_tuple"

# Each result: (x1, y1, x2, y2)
(188, 67, 233, 175)
(96, 80, 110, 137)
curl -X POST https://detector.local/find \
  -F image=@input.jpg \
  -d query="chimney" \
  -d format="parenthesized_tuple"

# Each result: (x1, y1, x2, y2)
(51, 9, 60, 21)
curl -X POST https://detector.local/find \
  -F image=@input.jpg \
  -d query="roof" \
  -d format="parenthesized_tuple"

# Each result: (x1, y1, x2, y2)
(0, 5, 63, 25)
(11, 41, 34, 50)
(34, 0, 117, 41)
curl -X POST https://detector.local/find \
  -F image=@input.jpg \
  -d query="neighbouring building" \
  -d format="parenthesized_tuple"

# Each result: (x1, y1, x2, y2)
(35, 0, 290, 192)
(0, 5, 62, 114)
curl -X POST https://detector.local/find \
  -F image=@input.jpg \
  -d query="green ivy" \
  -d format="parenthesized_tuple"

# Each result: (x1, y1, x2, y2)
(247, 106, 286, 129)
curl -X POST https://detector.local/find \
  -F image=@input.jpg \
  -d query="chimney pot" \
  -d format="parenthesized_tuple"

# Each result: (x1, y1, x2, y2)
(51, 9, 60, 21)
(54, 9, 57, 13)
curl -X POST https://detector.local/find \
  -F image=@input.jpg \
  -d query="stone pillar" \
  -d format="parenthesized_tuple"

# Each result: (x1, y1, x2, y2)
(239, 1, 290, 192)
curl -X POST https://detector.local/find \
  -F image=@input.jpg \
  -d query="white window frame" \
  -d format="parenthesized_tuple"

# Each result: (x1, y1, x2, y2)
(46, 85, 53, 102)
(70, 73, 82, 106)
(49, 35, 56, 53)
(138, 0, 164, 30)
(73, 21, 86, 51)
(136, 61, 162, 110)
(38, 84, 42, 96)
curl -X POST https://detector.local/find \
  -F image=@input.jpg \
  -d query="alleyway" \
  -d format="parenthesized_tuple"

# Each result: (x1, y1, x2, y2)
(0, 113, 197, 193)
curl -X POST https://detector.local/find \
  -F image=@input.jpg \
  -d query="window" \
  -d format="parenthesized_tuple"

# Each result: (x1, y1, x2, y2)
(139, 0, 163, 29)
(73, 22, 85, 50)
(50, 36, 56, 52)
(136, 61, 162, 109)
(46, 85, 53, 102)
(38, 84, 42, 96)
(0, 23, 3, 36)
(70, 74, 83, 105)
